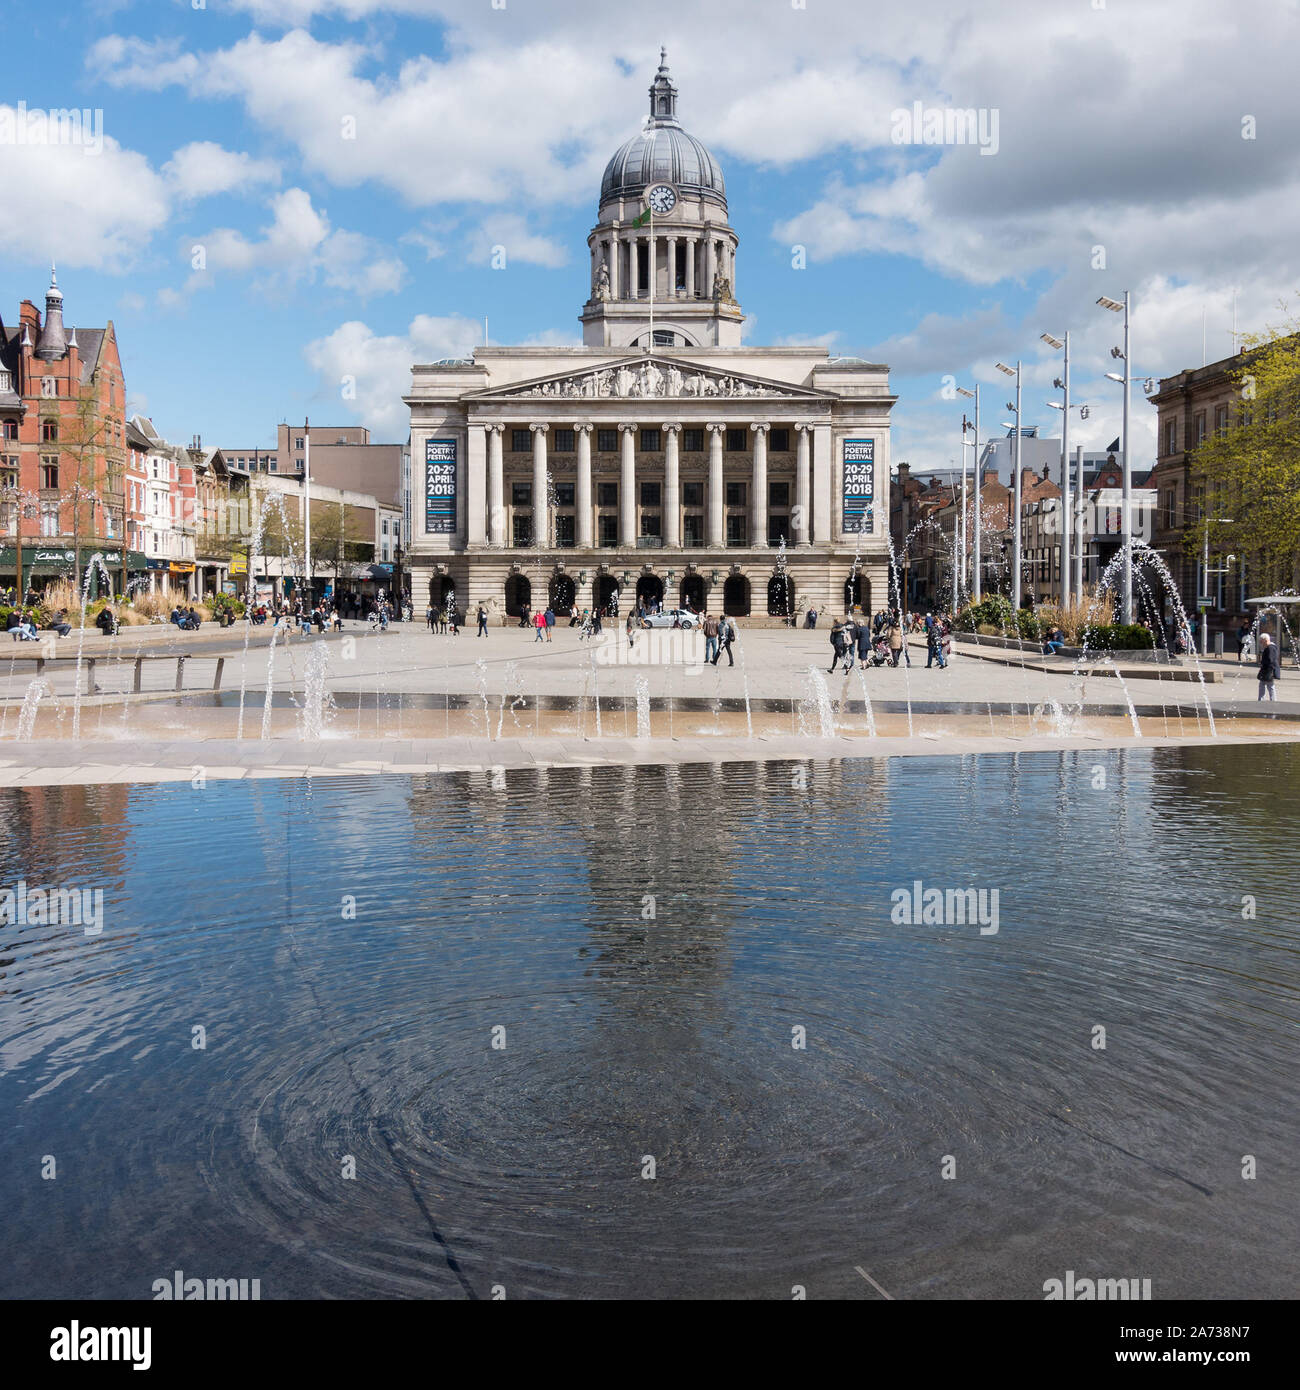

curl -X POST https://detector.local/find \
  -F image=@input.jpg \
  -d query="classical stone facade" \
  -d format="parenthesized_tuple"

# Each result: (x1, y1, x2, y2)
(406, 56, 895, 624)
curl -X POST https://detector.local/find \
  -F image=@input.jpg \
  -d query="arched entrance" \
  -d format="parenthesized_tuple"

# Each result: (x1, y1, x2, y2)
(767, 572, 796, 618)
(549, 573, 575, 615)
(595, 574, 620, 614)
(844, 573, 868, 612)
(431, 574, 456, 608)
(722, 574, 751, 617)
(679, 573, 705, 612)
(635, 573, 664, 611)
(504, 574, 531, 617)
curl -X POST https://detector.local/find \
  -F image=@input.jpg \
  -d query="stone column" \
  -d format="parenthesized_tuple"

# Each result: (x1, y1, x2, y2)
(575, 423, 593, 549)
(750, 422, 768, 548)
(663, 423, 681, 547)
(609, 231, 620, 298)
(685, 236, 696, 298)
(530, 423, 548, 548)
(618, 423, 636, 545)
(666, 235, 677, 294)
(795, 425, 811, 547)
(467, 423, 487, 546)
(629, 235, 640, 297)
(706, 235, 716, 298)
(648, 235, 656, 300)
(812, 423, 832, 545)
(707, 422, 725, 546)
(487, 425, 504, 546)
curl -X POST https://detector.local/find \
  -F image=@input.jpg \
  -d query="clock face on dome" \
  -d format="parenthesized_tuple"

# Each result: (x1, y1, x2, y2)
(646, 183, 677, 214)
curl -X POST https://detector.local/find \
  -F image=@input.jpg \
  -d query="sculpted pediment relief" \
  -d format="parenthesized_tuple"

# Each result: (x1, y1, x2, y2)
(470, 358, 823, 402)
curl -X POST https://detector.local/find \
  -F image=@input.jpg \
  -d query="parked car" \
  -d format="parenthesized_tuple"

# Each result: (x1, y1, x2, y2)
(639, 608, 703, 630)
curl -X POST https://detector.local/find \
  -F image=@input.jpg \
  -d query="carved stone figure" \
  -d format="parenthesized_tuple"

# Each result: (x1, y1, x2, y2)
(666, 365, 683, 395)
(594, 260, 610, 300)
(714, 274, 733, 304)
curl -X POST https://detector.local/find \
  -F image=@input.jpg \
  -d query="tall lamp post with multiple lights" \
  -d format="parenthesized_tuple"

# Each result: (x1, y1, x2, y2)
(994, 360, 1022, 609)
(1097, 293, 1132, 622)
(955, 384, 981, 602)
(1041, 331, 1089, 607)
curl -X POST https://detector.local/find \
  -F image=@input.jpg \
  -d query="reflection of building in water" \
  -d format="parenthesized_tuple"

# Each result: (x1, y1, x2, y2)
(0, 784, 131, 883)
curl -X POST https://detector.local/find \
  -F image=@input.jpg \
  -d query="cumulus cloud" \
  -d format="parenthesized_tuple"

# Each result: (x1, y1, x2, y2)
(305, 314, 483, 437)
(163, 141, 281, 200)
(190, 188, 405, 296)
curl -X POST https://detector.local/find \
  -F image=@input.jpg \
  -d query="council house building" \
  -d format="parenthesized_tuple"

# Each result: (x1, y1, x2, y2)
(406, 53, 895, 624)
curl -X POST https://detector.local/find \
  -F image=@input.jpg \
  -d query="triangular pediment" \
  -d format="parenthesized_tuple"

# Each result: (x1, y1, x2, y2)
(466, 356, 830, 403)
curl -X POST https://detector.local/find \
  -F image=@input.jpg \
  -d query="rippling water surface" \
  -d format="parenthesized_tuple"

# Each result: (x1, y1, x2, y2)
(1, 745, 1297, 1299)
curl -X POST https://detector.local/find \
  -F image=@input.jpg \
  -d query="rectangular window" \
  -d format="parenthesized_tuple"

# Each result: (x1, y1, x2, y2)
(770, 429, 790, 452)
(768, 515, 790, 544)
(640, 428, 661, 452)
(40, 459, 59, 489)
(555, 482, 575, 507)
(41, 504, 59, 536)
(597, 428, 618, 453)
(682, 429, 704, 452)
(640, 513, 661, 538)
(725, 480, 746, 507)
(598, 481, 618, 507)
(1165, 419, 1177, 454)
(599, 514, 618, 547)
(683, 513, 703, 546)
(513, 514, 533, 546)
(554, 428, 575, 453)
(295, 437, 304, 451)
(1215, 405, 1229, 436)
(511, 428, 531, 453)
(41, 377, 58, 398)
(381, 518, 389, 535)
(682, 480, 703, 506)
(640, 481, 661, 507)
(512, 482, 532, 506)
(41, 420, 58, 442)
(555, 514, 575, 547)
(725, 428, 747, 452)
(1, 420, 17, 440)
(1194, 412, 1206, 445)
(726, 514, 748, 546)
(769, 480, 789, 507)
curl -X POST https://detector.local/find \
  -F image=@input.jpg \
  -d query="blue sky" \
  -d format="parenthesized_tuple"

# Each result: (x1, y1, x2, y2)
(4, 0, 1298, 474)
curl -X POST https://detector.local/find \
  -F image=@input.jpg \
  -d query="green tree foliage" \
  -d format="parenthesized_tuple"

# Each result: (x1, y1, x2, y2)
(1192, 322, 1300, 592)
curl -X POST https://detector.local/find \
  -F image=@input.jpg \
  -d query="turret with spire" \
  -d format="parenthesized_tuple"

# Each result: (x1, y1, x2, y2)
(649, 47, 678, 123)
(36, 265, 68, 361)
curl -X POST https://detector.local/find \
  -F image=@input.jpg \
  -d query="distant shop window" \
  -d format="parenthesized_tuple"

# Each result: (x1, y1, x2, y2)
(725, 428, 746, 452)
(554, 428, 575, 453)
(512, 481, 532, 506)
(682, 429, 704, 452)
(597, 481, 618, 507)
(511, 429, 531, 453)
(597, 429, 618, 452)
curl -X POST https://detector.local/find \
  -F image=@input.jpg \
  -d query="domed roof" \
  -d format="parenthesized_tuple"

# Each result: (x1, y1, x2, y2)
(599, 53, 726, 209)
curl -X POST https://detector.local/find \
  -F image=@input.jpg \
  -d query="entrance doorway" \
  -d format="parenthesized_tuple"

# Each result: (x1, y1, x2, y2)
(635, 573, 664, 611)
(767, 572, 796, 618)
(549, 573, 576, 615)
(680, 574, 706, 612)
(844, 573, 868, 612)
(595, 574, 620, 614)
(722, 574, 751, 616)
(504, 574, 531, 617)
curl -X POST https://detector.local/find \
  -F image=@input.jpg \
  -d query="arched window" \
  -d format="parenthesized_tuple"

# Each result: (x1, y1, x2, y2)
(722, 574, 750, 616)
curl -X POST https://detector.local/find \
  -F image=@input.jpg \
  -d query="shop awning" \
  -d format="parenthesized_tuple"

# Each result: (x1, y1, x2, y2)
(0, 546, 148, 576)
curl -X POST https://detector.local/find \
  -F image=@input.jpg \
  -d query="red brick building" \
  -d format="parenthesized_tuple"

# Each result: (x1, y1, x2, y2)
(0, 271, 142, 595)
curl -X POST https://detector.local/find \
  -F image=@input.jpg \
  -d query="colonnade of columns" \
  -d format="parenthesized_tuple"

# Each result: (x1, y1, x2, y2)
(593, 229, 736, 301)
(473, 420, 834, 550)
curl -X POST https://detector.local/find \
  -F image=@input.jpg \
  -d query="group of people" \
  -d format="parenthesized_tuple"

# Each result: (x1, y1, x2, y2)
(826, 608, 953, 672)
(699, 613, 737, 666)
(169, 605, 202, 631)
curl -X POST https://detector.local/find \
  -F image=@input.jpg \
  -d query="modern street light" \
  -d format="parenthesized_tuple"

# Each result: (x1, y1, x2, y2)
(1097, 292, 1132, 621)
(994, 360, 1022, 608)
(1041, 331, 1074, 607)
(955, 384, 981, 601)
(1201, 517, 1235, 654)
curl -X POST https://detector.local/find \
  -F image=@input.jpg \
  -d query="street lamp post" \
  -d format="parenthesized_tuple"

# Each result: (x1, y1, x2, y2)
(1041, 332, 1071, 607)
(955, 384, 981, 602)
(1098, 293, 1132, 621)
(995, 361, 1022, 609)
(1201, 517, 1235, 655)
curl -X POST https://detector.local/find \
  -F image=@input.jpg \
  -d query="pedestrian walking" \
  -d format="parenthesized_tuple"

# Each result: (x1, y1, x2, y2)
(703, 612, 719, 665)
(887, 613, 904, 667)
(477, 604, 488, 636)
(534, 609, 546, 642)
(829, 617, 848, 672)
(856, 619, 873, 669)
(426, 604, 436, 632)
(1258, 632, 1281, 701)
(544, 606, 555, 642)
(713, 614, 735, 667)
(1237, 620, 1254, 662)
(626, 609, 637, 648)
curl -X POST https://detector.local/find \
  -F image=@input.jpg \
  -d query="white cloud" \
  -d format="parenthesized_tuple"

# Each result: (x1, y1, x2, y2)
(163, 141, 281, 200)
(466, 215, 567, 270)
(191, 188, 405, 296)
(305, 314, 483, 437)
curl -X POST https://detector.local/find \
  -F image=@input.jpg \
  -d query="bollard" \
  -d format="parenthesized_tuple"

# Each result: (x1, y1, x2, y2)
(133, 657, 143, 693)
(84, 659, 96, 695)
(175, 656, 187, 691)
(212, 657, 225, 691)
(1214, 631, 1224, 658)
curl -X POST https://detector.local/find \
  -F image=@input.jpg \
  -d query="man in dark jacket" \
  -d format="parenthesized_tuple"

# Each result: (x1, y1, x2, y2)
(1258, 633, 1281, 701)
